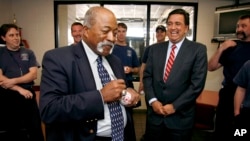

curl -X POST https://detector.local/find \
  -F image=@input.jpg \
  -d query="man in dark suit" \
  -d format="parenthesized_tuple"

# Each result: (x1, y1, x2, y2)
(143, 9, 207, 141)
(39, 6, 140, 141)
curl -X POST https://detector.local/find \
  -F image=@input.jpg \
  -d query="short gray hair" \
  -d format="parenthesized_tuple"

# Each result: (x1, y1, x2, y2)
(83, 7, 100, 28)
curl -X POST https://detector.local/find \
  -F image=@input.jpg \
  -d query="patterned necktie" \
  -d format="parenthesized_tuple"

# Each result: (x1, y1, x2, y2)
(96, 55, 124, 141)
(163, 44, 176, 82)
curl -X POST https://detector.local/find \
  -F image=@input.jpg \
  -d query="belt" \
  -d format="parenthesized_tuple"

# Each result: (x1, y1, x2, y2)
(95, 136, 112, 141)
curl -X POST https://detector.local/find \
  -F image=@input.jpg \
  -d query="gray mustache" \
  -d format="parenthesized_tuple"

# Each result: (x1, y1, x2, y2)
(100, 42, 114, 47)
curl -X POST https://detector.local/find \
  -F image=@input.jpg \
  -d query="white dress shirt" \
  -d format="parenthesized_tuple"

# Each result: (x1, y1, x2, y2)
(82, 41, 127, 137)
(148, 38, 185, 105)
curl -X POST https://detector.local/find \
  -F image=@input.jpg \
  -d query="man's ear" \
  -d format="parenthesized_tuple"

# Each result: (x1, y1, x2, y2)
(82, 26, 89, 38)
(1, 36, 5, 42)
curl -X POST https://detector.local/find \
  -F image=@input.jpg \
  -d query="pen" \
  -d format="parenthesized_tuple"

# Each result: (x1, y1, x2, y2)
(110, 74, 126, 96)
(110, 74, 117, 80)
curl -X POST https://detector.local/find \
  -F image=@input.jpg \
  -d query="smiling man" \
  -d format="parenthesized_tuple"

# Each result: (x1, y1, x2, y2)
(40, 6, 140, 141)
(143, 9, 208, 141)
(208, 14, 250, 140)
(70, 22, 83, 45)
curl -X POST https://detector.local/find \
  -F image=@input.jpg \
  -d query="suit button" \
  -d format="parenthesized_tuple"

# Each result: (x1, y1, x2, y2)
(89, 129, 94, 134)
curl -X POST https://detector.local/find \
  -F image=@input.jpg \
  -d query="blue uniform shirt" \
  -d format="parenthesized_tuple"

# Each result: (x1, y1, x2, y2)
(219, 40, 250, 86)
(0, 47, 37, 87)
(234, 60, 250, 108)
(112, 44, 140, 83)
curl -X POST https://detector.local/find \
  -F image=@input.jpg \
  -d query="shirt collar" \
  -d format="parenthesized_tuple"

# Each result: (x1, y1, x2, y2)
(81, 40, 99, 64)
(169, 38, 185, 49)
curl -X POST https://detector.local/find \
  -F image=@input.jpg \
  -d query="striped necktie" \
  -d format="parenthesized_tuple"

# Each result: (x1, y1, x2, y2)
(96, 55, 124, 141)
(163, 44, 176, 82)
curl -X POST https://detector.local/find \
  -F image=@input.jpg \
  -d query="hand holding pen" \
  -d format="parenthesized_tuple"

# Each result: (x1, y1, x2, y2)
(111, 74, 141, 106)
(100, 74, 126, 103)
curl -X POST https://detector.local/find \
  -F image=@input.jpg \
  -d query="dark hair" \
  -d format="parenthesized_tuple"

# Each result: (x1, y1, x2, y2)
(166, 9, 190, 26)
(156, 25, 166, 32)
(239, 14, 250, 20)
(0, 36, 4, 44)
(0, 24, 19, 44)
(118, 22, 127, 30)
(0, 23, 19, 37)
(71, 22, 83, 29)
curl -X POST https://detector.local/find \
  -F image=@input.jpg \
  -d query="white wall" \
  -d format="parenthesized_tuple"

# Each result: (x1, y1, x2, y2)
(0, 0, 12, 24)
(1, 0, 247, 91)
(196, 0, 230, 91)
(11, 0, 54, 85)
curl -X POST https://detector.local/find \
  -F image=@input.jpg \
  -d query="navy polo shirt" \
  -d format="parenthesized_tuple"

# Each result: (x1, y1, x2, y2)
(112, 44, 140, 82)
(219, 41, 250, 86)
(0, 47, 37, 87)
(234, 60, 250, 108)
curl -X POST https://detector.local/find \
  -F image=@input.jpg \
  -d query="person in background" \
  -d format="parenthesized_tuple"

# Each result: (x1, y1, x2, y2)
(143, 9, 207, 141)
(111, 22, 141, 140)
(112, 22, 140, 89)
(39, 6, 140, 141)
(233, 60, 250, 141)
(155, 25, 167, 43)
(208, 14, 250, 139)
(138, 24, 167, 94)
(139, 25, 167, 141)
(71, 22, 83, 45)
(0, 23, 44, 141)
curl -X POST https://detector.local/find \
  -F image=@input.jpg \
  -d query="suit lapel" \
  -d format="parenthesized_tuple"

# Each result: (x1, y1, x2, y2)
(173, 39, 191, 68)
(73, 42, 97, 90)
(167, 39, 191, 81)
(159, 42, 170, 77)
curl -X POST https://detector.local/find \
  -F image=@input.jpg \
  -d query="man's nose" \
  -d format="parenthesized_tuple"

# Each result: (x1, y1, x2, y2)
(107, 31, 115, 42)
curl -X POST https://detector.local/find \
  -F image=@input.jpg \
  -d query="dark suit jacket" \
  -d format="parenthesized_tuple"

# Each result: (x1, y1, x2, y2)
(39, 42, 136, 141)
(143, 38, 208, 130)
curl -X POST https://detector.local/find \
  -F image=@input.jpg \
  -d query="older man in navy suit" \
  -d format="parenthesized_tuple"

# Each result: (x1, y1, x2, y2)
(143, 9, 207, 141)
(40, 6, 140, 141)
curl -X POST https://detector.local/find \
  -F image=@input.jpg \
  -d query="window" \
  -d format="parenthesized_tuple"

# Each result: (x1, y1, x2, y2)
(54, 1, 198, 60)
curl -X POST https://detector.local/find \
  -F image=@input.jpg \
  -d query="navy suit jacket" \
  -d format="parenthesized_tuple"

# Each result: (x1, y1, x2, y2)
(39, 42, 135, 141)
(143, 38, 208, 129)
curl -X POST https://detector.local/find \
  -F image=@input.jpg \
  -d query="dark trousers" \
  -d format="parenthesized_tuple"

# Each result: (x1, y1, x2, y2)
(124, 108, 137, 141)
(233, 107, 250, 141)
(0, 88, 44, 141)
(214, 86, 236, 139)
(144, 122, 192, 141)
(95, 136, 112, 141)
(0, 129, 31, 141)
